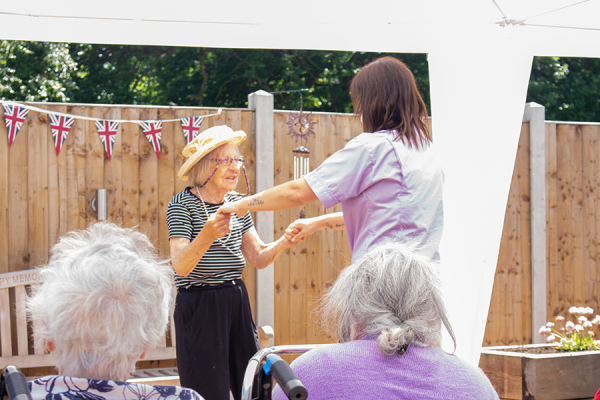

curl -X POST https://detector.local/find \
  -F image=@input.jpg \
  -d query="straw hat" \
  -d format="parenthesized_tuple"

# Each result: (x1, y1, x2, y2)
(178, 125, 247, 181)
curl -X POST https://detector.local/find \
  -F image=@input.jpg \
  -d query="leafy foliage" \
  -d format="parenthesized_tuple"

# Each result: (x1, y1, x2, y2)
(527, 56, 600, 122)
(0, 41, 429, 114)
(0, 41, 77, 102)
(2, 40, 599, 122)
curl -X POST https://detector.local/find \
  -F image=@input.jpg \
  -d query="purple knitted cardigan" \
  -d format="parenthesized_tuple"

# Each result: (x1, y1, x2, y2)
(272, 337, 498, 400)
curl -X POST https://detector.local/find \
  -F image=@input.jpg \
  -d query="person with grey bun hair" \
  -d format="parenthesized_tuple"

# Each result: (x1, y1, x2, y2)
(272, 243, 499, 400)
(26, 222, 204, 400)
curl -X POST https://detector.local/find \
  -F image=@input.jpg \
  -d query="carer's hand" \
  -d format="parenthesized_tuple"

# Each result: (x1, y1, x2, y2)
(285, 218, 319, 243)
(219, 200, 249, 219)
(204, 209, 232, 241)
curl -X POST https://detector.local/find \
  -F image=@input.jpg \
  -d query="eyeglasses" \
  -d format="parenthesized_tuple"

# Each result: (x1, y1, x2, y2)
(211, 157, 245, 168)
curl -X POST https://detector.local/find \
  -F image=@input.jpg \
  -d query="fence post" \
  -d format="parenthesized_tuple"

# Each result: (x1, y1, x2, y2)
(523, 102, 547, 344)
(248, 90, 275, 342)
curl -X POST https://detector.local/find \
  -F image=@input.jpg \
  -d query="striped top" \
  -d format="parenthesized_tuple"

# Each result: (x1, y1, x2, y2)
(166, 187, 254, 289)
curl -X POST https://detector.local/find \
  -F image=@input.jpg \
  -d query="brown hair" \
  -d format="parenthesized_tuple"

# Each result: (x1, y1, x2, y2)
(350, 57, 431, 147)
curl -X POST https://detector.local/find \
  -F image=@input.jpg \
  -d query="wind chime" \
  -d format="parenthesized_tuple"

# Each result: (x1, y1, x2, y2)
(293, 145, 310, 218)
(271, 88, 317, 219)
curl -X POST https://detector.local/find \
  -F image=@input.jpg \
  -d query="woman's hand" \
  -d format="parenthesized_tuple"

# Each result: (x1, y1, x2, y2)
(204, 209, 232, 241)
(219, 200, 249, 219)
(285, 218, 320, 243)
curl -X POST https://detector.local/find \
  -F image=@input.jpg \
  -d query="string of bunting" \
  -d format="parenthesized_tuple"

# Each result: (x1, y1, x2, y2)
(1, 101, 221, 158)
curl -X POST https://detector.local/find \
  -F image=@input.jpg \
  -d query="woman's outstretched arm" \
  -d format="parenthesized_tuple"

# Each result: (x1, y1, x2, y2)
(219, 177, 318, 217)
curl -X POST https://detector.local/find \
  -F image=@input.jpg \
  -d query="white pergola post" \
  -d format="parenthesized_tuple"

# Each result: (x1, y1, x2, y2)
(524, 102, 547, 344)
(248, 90, 275, 343)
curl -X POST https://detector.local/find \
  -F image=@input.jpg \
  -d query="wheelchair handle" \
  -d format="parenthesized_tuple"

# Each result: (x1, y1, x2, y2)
(2, 366, 32, 400)
(264, 354, 307, 400)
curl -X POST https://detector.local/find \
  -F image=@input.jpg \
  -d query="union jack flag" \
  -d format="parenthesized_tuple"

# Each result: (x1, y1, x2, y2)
(139, 121, 162, 158)
(180, 116, 203, 145)
(49, 114, 74, 156)
(3, 105, 30, 147)
(95, 120, 119, 160)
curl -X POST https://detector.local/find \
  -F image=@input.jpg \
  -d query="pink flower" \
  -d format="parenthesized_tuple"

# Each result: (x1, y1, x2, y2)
(575, 324, 583, 332)
(556, 316, 565, 322)
(566, 321, 575, 332)
(579, 316, 588, 323)
(592, 316, 600, 325)
(569, 306, 578, 314)
(546, 334, 556, 343)
(583, 320, 593, 328)
(583, 307, 594, 315)
(539, 326, 547, 336)
(546, 322, 555, 328)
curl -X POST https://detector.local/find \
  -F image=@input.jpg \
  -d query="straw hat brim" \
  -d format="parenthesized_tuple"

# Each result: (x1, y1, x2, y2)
(178, 130, 246, 181)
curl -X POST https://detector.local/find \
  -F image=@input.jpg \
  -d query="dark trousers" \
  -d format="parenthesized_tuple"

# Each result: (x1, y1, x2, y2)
(174, 280, 260, 400)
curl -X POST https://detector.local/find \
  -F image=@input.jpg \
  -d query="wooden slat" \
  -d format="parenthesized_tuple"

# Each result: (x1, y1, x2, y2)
(27, 110, 49, 268)
(66, 106, 87, 231)
(581, 125, 598, 309)
(121, 108, 141, 229)
(46, 104, 69, 250)
(273, 112, 291, 355)
(104, 107, 123, 225)
(593, 125, 600, 312)
(545, 123, 559, 319)
(169, 313, 176, 348)
(0, 107, 9, 274)
(556, 125, 572, 317)
(15, 286, 28, 355)
(9, 104, 29, 272)
(0, 288, 12, 356)
(139, 108, 159, 246)
(570, 126, 585, 307)
(157, 108, 176, 259)
(86, 107, 105, 227)
(517, 122, 532, 344)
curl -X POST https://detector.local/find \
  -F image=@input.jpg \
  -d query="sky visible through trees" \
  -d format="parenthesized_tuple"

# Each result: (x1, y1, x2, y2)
(1, 41, 598, 122)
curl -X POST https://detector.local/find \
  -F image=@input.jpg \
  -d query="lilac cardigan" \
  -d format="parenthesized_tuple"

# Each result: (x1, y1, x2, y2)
(272, 337, 498, 400)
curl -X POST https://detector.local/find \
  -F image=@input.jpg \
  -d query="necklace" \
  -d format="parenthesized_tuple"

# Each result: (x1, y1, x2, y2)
(195, 187, 233, 243)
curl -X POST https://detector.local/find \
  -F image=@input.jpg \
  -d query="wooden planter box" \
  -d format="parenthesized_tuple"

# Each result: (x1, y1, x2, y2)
(480, 344, 600, 400)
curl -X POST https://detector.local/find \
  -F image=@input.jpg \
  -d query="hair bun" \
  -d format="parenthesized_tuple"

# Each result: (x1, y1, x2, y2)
(377, 325, 415, 356)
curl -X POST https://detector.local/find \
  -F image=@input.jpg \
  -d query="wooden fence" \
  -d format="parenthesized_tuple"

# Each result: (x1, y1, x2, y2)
(0, 103, 258, 315)
(483, 121, 600, 346)
(2, 101, 599, 352)
(272, 111, 361, 350)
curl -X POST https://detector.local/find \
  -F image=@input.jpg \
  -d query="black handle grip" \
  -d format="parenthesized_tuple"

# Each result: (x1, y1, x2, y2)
(265, 355, 307, 400)
(2, 366, 32, 400)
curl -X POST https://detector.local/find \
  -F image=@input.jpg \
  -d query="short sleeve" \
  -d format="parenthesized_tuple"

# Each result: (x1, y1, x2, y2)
(304, 134, 376, 209)
(240, 211, 254, 234)
(166, 199, 193, 240)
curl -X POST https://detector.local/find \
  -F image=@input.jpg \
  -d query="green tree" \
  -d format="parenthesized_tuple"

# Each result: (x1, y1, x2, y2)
(0, 40, 78, 102)
(527, 56, 600, 122)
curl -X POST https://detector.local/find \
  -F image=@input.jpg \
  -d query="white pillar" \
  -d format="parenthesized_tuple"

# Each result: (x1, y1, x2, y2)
(248, 90, 275, 340)
(524, 102, 547, 344)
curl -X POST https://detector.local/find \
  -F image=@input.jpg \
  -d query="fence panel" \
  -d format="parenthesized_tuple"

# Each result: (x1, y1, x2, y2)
(484, 121, 600, 346)
(0, 103, 257, 315)
(272, 111, 361, 357)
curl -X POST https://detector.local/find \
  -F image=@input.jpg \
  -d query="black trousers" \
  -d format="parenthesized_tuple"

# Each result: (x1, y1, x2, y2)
(174, 280, 260, 400)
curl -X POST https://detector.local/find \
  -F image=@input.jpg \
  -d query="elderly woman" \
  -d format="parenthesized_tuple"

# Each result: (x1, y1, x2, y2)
(221, 56, 443, 263)
(167, 125, 295, 400)
(26, 222, 203, 400)
(272, 243, 499, 400)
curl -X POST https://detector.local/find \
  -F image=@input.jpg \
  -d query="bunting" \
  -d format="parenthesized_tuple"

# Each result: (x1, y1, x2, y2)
(3, 104, 30, 147)
(180, 116, 203, 145)
(95, 120, 119, 160)
(49, 114, 75, 156)
(139, 121, 162, 158)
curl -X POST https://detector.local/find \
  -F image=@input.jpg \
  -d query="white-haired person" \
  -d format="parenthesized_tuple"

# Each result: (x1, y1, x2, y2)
(272, 243, 499, 400)
(26, 222, 204, 400)
(167, 125, 296, 400)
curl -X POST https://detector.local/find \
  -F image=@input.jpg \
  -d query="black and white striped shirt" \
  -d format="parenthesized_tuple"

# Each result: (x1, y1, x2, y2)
(166, 187, 254, 289)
